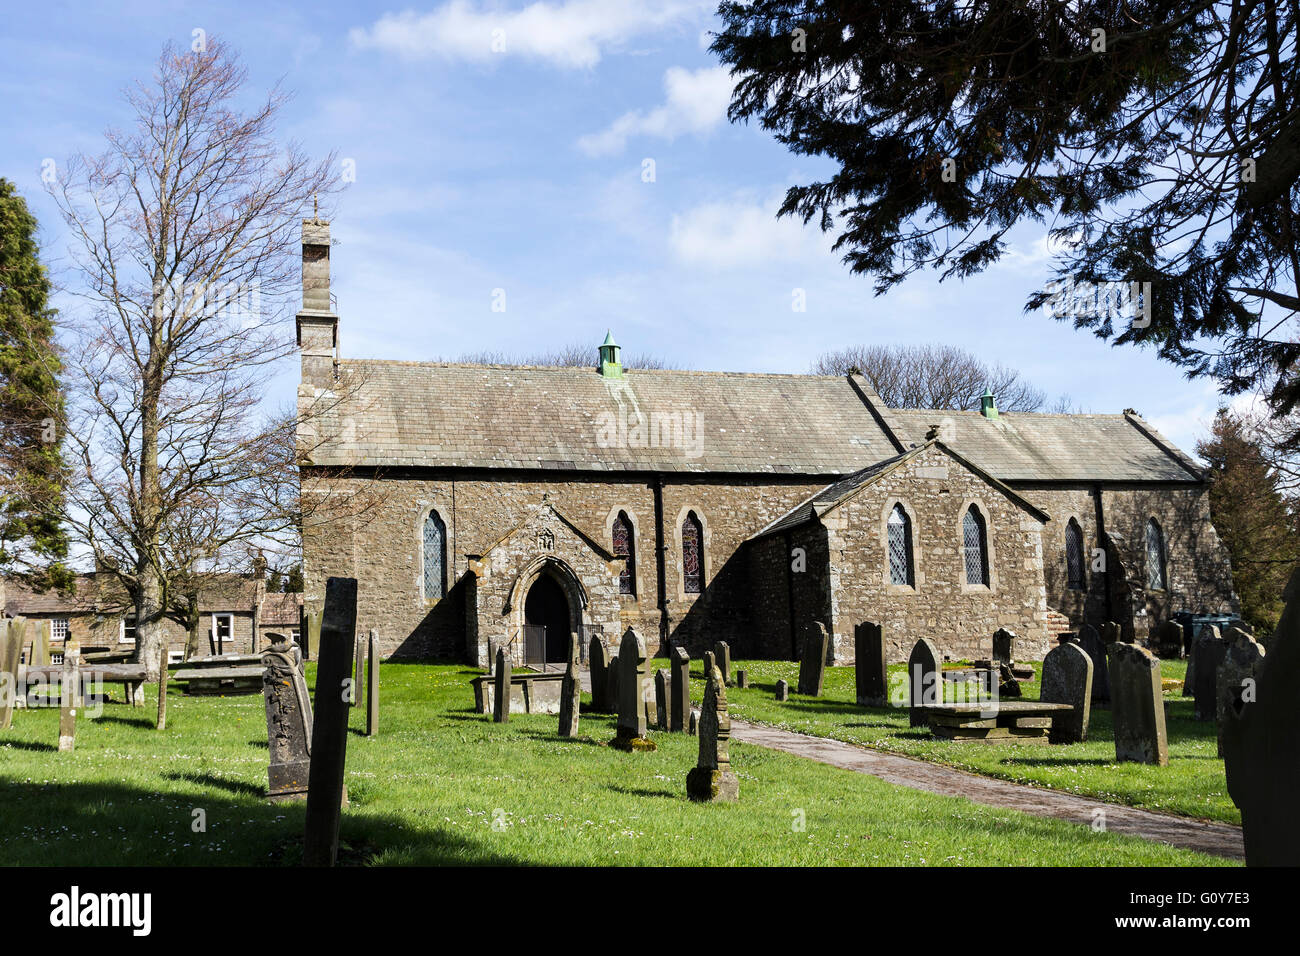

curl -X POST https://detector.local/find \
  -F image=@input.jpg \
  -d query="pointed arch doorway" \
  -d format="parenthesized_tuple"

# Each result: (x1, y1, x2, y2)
(524, 573, 572, 666)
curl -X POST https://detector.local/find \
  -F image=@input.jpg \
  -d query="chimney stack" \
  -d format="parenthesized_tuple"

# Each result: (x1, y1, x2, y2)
(296, 217, 338, 388)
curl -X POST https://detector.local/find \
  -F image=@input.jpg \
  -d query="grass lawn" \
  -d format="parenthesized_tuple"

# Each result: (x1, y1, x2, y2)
(0, 661, 1229, 866)
(706, 657, 1236, 825)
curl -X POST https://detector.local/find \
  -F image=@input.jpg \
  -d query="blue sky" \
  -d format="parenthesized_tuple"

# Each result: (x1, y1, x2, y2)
(0, 0, 1238, 454)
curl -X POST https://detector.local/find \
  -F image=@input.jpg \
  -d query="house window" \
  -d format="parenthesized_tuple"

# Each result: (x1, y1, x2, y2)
(962, 505, 989, 586)
(682, 511, 703, 594)
(50, 618, 70, 642)
(212, 613, 234, 653)
(612, 510, 635, 596)
(119, 614, 137, 644)
(1146, 518, 1167, 590)
(423, 509, 447, 601)
(1065, 519, 1085, 590)
(887, 504, 914, 586)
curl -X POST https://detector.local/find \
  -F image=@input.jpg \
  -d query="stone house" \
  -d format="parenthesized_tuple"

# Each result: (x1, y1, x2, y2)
(296, 218, 1239, 667)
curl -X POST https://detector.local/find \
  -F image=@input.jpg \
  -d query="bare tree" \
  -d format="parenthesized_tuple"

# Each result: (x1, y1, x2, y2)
(811, 343, 1048, 412)
(47, 39, 341, 677)
(449, 341, 680, 370)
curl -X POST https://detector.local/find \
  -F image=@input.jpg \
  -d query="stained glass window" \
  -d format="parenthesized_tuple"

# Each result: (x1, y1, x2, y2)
(682, 511, 703, 594)
(1146, 518, 1166, 590)
(1066, 519, 1085, 590)
(887, 504, 913, 586)
(613, 511, 635, 595)
(423, 510, 446, 601)
(963, 505, 989, 586)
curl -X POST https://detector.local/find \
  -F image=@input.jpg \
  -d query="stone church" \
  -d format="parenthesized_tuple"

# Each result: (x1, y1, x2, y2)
(296, 219, 1239, 667)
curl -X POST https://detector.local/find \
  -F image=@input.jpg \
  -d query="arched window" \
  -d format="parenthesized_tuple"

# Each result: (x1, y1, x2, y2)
(682, 511, 703, 594)
(1146, 518, 1167, 590)
(423, 510, 447, 601)
(1065, 519, 1085, 590)
(962, 505, 989, 586)
(612, 510, 635, 596)
(887, 504, 914, 586)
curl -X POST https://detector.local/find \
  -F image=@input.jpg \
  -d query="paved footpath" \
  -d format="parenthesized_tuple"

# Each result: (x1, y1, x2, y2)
(730, 720, 1244, 861)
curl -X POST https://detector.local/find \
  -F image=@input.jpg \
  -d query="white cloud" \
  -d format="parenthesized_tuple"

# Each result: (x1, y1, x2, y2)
(349, 0, 709, 69)
(577, 65, 733, 156)
(669, 194, 829, 270)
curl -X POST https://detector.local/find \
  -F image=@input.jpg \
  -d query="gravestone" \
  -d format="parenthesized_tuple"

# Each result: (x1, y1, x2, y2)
(686, 664, 738, 802)
(992, 627, 1016, 664)
(714, 641, 731, 686)
(351, 633, 366, 708)
(1099, 621, 1124, 644)
(688, 710, 697, 735)
(1107, 640, 1168, 766)
(0, 621, 21, 731)
(797, 622, 829, 696)
(589, 637, 610, 712)
(302, 606, 321, 662)
(156, 643, 170, 732)
(735, 669, 747, 689)
(611, 628, 655, 751)
(262, 634, 314, 801)
(366, 629, 380, 737)
(702, 650, 715, 678)
(1222, 566, 1300, 865)
(1040, 636, 1093, 743)
(1192, 626, 1227, 721)
(1216, 629, 1265, 757)
(670, 646, 690, 732)
(1077, 623, 1111, 704)
(33, 621, 50, 666)
(606, 654, 620, 716)
(558, 633, 581, 738)
(854, 620, 886, 706)
(303, 577, 357, 867)
(493, 647, 512, 724)
(908, 638, 942, 728)
(775, 679, 789, 701)
(58, 641, 80, 752)
(654, 669, 669, 731)
(1154, 620, 1185, 659)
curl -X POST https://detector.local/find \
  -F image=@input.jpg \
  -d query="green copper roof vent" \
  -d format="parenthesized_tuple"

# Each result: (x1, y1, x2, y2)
(980, 387, 999, 420)
(599, 329, 623, 379)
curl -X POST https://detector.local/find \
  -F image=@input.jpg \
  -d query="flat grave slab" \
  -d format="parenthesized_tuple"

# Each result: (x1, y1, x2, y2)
(922, 701, 1074, 744)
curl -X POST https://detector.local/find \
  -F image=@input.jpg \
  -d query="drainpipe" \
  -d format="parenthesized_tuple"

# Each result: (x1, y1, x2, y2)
(653, 474, 669, 648)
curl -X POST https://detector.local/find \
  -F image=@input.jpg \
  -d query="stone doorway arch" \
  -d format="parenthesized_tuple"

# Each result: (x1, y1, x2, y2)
(512, 556, 589, 664)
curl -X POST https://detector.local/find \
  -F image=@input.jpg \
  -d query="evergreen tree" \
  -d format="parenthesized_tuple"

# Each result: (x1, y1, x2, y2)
(1197, 408, 1300, 632)
(0, 178, 68, 584)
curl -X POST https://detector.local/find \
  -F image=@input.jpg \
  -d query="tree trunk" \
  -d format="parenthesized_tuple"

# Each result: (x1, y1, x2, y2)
(134, 564, 166, 681)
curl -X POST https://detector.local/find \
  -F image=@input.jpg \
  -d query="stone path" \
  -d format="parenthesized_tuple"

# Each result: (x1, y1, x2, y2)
(730, 720, 1244, 861)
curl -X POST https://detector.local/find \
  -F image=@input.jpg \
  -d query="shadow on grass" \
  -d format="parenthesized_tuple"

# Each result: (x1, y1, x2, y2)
(513, 729, 605, 747)
(162, 770, 265, 798)
(608, 785, 676, 800)
(90, 714, 158, 730)
(0, 739, 56, 753)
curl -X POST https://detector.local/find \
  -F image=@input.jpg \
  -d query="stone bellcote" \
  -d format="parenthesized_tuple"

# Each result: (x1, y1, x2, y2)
(296, 217, 338, 388)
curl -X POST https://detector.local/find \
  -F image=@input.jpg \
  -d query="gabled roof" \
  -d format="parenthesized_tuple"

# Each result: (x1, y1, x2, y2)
(472, 500, 617, 564)
(751, 440, 1050, 541)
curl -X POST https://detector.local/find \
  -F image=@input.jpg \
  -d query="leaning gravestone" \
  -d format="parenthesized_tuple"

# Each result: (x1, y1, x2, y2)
(1216, 630, 1265, 758)
(670, 646, 690, 732)
(775, 679, 789, 702)
(263, 633, 314, 801)
(0, 621, 21, 731)
(558, 633, 581, 738)
(1192, 626, 1227, 721)
(611, 629, 655, 751)
(1040, 636, 1093, 743)
(855, 620, 887, 706)
(714, 641, 731, 686)
(589, 637, 610, 712)
(654, 669, 670, 731)
(686, 664, 739, 802)
(992, 627, 1016, 664)
(797, 622, 829, 696)
(1222, 566, 1300, 865)
(908, 638, 942, 728)
(58, 641, 80, 753)
(493, 647, 512, 724)
(1107, 640, 1169, 765)
(1154, 620, 1185, 659)
(303, 577, 357, 867)
(1077, 623, 1111, 704)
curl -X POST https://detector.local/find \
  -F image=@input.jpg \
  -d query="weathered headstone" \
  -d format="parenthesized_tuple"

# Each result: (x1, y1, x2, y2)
(713, 641, 731, 686)
(1192, 626, 1227, 721)
(1040, 636, 1093, 743)
(654, 669, 669, 731)
(1154, 619, 1185, 659)
(1099, 621, 1124, 644)
(303, 577, 357, 867)
(58, 641, 80, 752)
(908, 638, 942, 727)
(156, 642, 170, 731)
(775, 678, 788, 701)
(1077, 623, 1111, 703)
(702, 650, 715, 678)
(366, 629, 380, 737)
(670, 646, 690, 732)
(0, 621, 21, 731)
(854, 620, 886, 706)
(611, 628, 655, 751)
(686, 665, 738, 802)
(606, 654, 620, 715)
(351, 632, 366, 708)
(558, 633, 581, 737)
(1222, 566, 1300, 865)
(493, 647, 511, 723)
(735, 668, 747, 689)
(263, 633, 313, 801)
(302, 605, 321, 661)
(688, 710, 697, 735)
(1216, 629, 1265, 757)
(589, 637, 609, 712)
(1107, 640, 1168, 765)
(797, 622, 829, 696)
(992, 627, 1016, 664)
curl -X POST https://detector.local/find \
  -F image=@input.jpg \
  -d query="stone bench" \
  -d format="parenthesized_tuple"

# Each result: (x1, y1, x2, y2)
(471, 671, 565, 715)
(922, 701, 1074, 744)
